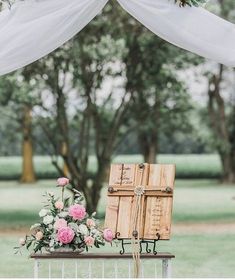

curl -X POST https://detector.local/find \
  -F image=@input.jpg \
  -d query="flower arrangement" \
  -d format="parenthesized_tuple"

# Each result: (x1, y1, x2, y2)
(15, 178, 113, 254)
(175, 0, 206, 7)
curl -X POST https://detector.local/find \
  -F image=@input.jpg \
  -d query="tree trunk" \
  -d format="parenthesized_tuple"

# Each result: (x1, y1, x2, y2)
(21, 105, 36, 183)
(144, 143, 157, 164)
(84, 186, 101, 215)
(61, 141, 70, 177)
(207, 64, 235, 184)
(84, 160, 110, 215)
(138, 132, 157, 164)
(220, 152, 235, 183)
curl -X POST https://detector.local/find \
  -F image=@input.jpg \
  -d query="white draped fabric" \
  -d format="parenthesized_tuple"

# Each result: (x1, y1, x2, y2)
(0, 0, 235, 76)
(0, 0, 108, 75)
(117, 0, 235, 67)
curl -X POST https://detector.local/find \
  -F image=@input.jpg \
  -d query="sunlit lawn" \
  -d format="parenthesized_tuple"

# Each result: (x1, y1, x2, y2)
(0, 179, 235, 277)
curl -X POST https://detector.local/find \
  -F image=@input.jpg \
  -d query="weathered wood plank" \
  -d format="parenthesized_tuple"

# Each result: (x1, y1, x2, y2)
(104, 164, 123, 232)
(104, 196, 119, 233)
(129, 163, 149, 238)
(144, 164, 175, 240)
(117, 196, 133, 238)
(117, 164, 136, 238)
(105, 163, 175, 240)
(109, 164, 123, 186)
(30, 252, 175, 259)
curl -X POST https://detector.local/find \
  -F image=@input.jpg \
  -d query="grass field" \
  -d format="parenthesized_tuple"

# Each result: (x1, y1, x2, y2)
(0, 179, 234, 229)
(1, 233, 235, 278)
(0, 154, 223, 180)
(0, 179, 235, 277)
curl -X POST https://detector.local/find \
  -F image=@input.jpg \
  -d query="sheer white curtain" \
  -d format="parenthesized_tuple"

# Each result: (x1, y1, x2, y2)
(118, 0, 235, 67)
(0, 0, 235, 76)
(0, 0, 108, 76)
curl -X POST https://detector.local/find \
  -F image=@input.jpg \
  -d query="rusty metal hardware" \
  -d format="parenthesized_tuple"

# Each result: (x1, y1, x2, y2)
(165, 187, 173, 193)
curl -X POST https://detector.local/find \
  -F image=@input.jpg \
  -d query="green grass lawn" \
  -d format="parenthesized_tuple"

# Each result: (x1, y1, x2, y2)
(0, 179, 234, 228)
(1, 234, 235, 278)
(0, 179, 235, 277)
(0, 154, 223, 179)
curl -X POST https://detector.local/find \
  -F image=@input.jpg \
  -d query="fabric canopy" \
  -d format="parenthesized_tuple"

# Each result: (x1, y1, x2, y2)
(0, 0, 235, 76)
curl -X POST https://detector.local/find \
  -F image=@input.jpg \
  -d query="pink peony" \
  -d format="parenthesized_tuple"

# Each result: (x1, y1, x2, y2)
(103, 229, 113, 242)
(54, 218, 67, 230)
(84, 236, 94, 247)
(86, 219, 95, 228)
(57, 177, 69, 187)
(55, 201, 64, 210)
(69, 204, 86, 220)
(57, 227, 75, 244)
(35, 231, 43, 241)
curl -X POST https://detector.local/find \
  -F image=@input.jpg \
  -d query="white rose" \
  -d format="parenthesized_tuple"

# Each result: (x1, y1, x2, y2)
(43, 215, 54, 225)
(39, 209, 48, 217)
(78, 224, 88, 236)
(30, 223, 41, 231)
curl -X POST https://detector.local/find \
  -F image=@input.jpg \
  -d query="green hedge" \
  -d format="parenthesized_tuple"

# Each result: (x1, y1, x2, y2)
(0, 154, 222, 180)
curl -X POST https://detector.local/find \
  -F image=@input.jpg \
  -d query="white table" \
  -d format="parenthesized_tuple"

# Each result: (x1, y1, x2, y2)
(31, 252, 175, 278)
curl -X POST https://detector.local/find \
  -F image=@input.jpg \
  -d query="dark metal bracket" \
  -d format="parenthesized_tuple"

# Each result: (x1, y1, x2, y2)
(115, 232, 160, 255)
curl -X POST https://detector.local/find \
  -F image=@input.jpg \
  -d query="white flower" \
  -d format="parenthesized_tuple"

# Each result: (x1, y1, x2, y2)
(30, 223, 41, 231)
(68, 222, 79, 232)
(58, 211, 68, 218)
(91, 228, 101, 237)
(78, 224, 88, 236)
(39, 209, 48, 217)
(43, 215, 54, 225)
(49, 240, 55, 247)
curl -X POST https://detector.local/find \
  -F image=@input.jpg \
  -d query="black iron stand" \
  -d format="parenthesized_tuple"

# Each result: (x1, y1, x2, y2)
(115, 233, 160, 255)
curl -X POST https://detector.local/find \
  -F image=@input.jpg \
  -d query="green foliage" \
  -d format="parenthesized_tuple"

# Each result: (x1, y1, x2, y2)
(175, 0, 207, 7)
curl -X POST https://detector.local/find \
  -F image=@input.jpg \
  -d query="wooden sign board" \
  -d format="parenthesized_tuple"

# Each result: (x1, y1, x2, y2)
(104, 163, 175, 240)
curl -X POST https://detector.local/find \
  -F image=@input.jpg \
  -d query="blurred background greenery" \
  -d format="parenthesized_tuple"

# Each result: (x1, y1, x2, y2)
(0, 0, 235, 278)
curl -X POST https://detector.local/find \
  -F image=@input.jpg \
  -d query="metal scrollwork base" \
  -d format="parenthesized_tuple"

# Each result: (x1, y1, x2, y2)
(115, 232, 160, 255)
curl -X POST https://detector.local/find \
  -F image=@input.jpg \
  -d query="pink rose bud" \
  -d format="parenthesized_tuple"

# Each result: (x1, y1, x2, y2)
(103, 228, 114, 242)
(57, 177, 69, 187)
(86, 219, 95, 228)
(84, 236, 94, 247)
(54, 218, 67, 230)
(19, 238, 26, 246)
(69, 204, 86, 220)
(55, 201, 64, 210)
(57, 227, 75, 244)
(35, 231, 43, 241)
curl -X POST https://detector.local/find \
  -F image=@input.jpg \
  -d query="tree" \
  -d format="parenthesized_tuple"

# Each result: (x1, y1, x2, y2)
(0, 74, 38, 182)
(114, 7, 197, 163)
(205, 0, 235, 183)
(22, 4, 132, 213)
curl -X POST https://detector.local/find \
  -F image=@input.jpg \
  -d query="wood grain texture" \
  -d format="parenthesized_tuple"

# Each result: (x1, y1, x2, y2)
(104, 196, 119, 233)
(104, 163, 175, 240)
(117, 196, 133, 238)
(30, 252, 175, 259)
(109, 164, 123, 186)
(104, 164, 122, 232)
